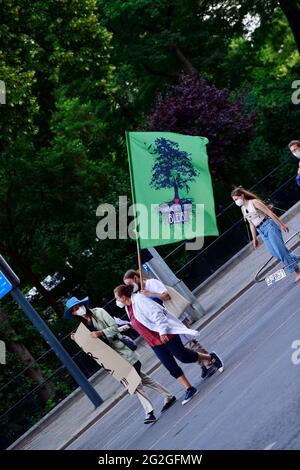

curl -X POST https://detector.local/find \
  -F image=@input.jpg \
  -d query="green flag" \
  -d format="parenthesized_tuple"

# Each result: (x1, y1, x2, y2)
(126, 131, 218, 249)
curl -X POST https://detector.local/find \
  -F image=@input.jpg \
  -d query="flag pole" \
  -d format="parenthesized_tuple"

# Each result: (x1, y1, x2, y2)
(125, 131, 144, 290)
(136, 240, 144, 291)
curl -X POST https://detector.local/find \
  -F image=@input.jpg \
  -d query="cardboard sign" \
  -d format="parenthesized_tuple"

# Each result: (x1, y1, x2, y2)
(164, 285, 190, 318)
(73, 323, 141, 394)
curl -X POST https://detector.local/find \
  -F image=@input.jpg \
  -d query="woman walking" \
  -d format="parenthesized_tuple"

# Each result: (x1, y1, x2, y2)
(231, 186, 300, 282)
(64, 296, 176, 424)
(114, 285, 223, 405)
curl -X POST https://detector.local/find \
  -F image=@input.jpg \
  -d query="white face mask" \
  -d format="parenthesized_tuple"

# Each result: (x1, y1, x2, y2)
(235, 198, 244, 207)
(116, 300, 125, 308)
(132, 282, 139, 293)
(75, 305, 86, 317)
(293, 150, 300, 159)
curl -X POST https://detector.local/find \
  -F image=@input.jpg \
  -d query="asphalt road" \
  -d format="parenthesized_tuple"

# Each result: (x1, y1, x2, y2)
(67, 261, 300, 450)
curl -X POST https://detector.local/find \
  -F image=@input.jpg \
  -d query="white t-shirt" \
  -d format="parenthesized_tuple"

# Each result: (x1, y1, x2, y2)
(144, 278, 167, 294)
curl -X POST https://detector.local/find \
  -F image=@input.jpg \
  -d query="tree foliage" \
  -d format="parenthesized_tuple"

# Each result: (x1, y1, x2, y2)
(148, 138, 199, 201)
(146, 74, 255, 180)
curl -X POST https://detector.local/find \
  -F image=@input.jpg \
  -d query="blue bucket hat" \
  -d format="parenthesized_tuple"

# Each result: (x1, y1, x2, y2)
(63, 296, 89, 319)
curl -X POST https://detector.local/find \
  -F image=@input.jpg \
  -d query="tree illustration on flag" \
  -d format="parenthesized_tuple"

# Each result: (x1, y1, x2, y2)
(148, 137, 200, 204)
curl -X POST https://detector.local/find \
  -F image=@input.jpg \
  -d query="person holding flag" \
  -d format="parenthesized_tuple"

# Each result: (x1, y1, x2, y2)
(114, 284, 223, 405)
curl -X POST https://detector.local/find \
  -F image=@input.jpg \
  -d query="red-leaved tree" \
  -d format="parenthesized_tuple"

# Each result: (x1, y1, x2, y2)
(146, 74, 255, 179)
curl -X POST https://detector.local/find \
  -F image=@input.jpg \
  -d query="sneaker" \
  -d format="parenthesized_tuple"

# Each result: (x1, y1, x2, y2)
(210, 351, 224, 372)
(206, 365, 217, 377)
(201, 365, 216, 378)
(161, 395, 176, 413)
(181, 387, 198, 405)
(144, 411, 157, 424)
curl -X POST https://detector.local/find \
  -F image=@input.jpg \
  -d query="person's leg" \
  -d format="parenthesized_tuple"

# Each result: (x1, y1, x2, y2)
(139, 371, 174, 403)
(258, 223, 278, 259)
(264, 221, 299, 276)
(185, 339, 216, 378)
(135, 385, 157, 423)
(153, 342, 199, 406)
(184, 339, 209, 356)
(166, 335, 210, 363)
(133, 361, 157, 423)
(166, 336, 224, 372)
(135, 384, 154, 415)
(152, 344, 193, 390)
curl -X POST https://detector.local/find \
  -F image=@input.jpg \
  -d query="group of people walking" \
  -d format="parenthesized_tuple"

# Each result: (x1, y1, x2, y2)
(64, 270, 223, 425)
(63, 141, 300, 425)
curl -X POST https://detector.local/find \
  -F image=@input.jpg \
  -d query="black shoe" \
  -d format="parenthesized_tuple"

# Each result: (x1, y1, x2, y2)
(210, 351, 224, 372)
(161, 396, 176, 413)
(144, 411, 157, 424)
(201, 366, 208, 378)
(201, 364, 217, 378)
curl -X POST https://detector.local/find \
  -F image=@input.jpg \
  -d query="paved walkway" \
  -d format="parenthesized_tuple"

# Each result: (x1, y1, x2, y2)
(9, 201, 300, 450)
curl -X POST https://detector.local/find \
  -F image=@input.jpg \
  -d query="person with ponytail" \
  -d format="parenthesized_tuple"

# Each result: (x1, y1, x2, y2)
(114, 285, 224, 406)
(231, 186, 300, 282)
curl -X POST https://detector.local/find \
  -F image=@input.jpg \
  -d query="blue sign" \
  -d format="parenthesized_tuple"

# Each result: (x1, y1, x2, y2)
(0, 271, 12, 299)
(142, 263, 151, 273)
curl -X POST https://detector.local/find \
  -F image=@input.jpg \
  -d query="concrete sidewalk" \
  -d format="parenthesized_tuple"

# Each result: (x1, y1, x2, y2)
(9, 201, 300, 450)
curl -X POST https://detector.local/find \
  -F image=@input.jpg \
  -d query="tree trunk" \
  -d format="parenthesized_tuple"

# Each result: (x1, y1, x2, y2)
(170, 44, 198, 75)
(173, 181, 180, 200)
(279, 0, 300, 54)
(0, 308, 54, 404)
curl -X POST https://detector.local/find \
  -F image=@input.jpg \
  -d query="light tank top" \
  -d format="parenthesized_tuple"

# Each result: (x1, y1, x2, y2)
(242, 199, 266, 227)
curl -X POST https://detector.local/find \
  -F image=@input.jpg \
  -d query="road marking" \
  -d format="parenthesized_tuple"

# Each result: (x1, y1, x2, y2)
(264, 442, 276, 450)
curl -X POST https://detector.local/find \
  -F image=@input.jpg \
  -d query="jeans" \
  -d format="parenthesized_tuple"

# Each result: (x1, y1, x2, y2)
(152, 335, 198, 379)
(257, 219, 298, 273)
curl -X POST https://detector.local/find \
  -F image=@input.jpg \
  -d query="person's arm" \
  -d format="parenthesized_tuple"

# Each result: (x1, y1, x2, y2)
(252, 199, 289, 233)
(92, 308, 120, 340)
(141, 290, 170, 301)
(249, 221, 259, 249)
(298, 162, 300, 175)
(141, 279, 171, 301)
